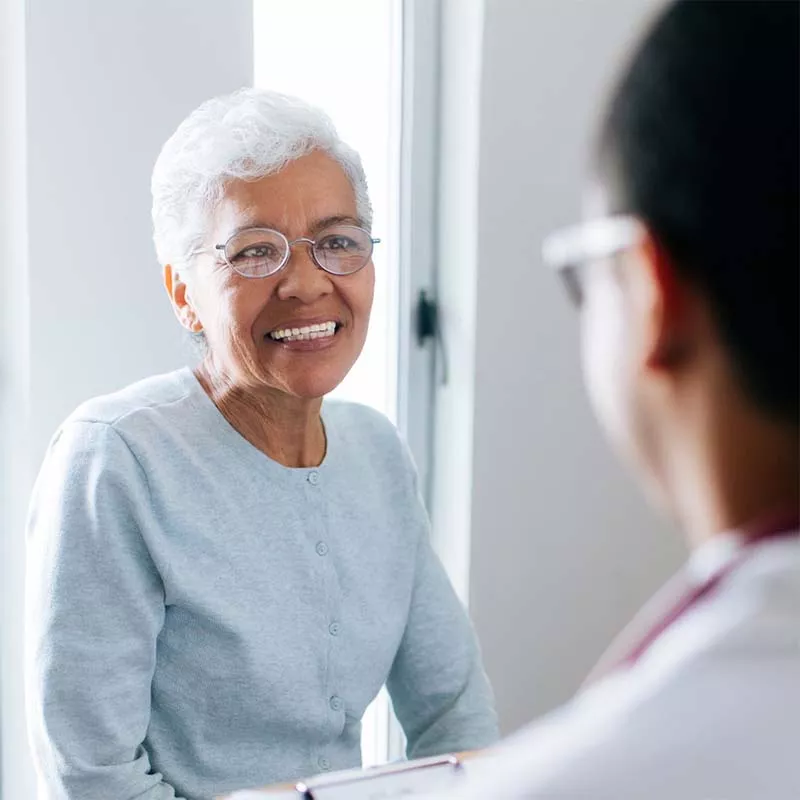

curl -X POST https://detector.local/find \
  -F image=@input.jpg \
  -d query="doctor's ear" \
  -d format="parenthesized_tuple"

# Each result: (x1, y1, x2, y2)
(163, 264, 204, 334)
(628, 229, 696, 372)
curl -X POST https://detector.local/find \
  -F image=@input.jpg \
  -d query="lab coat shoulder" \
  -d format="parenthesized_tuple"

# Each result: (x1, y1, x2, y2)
(461, 538, 800, 799)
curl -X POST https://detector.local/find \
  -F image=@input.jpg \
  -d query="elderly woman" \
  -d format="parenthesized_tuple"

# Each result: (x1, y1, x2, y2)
(25, 88, 498, 800)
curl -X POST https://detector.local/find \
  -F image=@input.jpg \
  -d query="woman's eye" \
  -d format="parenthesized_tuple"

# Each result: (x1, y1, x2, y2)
(319, 236, 356, 251)
(236, 245, 274, 260)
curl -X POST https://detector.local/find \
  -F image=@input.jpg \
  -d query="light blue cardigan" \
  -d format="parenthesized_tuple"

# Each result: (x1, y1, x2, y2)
(26, 368, 498, 800)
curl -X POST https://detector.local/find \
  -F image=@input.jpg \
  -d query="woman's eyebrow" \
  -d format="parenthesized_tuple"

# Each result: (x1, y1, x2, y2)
(308, 214, 365, 233)
(224, 220, 281, 238)
(223, 215, 366, 240)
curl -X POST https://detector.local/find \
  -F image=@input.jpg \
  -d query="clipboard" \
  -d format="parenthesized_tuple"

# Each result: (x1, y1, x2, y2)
(223, 753, 465, 799)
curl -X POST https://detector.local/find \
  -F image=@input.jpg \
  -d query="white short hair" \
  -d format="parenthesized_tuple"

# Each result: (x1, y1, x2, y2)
(151, 87, 372, 267)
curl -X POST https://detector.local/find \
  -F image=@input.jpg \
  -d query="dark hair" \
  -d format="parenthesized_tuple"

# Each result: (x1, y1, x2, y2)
(597, 0, 799, 424)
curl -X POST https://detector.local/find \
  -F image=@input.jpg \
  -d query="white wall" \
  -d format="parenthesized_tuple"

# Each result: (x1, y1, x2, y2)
(0, 0, 32, 795)
(465, 0, 686, 735)
(2, 3, 253, 795)
(26, 0, 254, 462)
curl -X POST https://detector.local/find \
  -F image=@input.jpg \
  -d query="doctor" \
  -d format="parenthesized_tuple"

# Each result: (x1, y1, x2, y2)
(445, 1, 799, 797)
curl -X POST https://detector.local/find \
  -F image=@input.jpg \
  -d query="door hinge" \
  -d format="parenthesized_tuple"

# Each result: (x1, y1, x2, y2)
(415, 289, 439, 346)
(414, 289, 448, 385)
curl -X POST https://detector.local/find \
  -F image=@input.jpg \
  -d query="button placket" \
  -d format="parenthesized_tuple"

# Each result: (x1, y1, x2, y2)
(304, 465, 345, 745)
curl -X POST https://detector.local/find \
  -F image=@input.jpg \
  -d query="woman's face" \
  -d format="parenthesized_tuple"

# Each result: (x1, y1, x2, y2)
(172, 151, 375, 399)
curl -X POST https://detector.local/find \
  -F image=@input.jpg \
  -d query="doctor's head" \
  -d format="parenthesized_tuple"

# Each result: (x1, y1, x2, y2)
(543, 1, 799, 530)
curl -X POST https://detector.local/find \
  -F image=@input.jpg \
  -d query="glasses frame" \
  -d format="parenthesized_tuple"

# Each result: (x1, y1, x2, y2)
(541, 214, 645, 305)
(189, 224, 381, 279)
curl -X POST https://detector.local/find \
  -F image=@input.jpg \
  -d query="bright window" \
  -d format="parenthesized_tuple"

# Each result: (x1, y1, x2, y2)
(254, 0, 401, 423)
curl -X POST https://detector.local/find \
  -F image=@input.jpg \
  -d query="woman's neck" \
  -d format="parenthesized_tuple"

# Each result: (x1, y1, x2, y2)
(195, 360, 326, 468)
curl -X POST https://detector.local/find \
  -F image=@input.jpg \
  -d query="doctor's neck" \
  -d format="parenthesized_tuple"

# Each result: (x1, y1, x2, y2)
(656, 376, 799, 550)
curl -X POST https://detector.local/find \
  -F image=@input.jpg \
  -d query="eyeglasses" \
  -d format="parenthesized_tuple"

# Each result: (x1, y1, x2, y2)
(541, 214, 644, 306)
(190, 224, 381, 279)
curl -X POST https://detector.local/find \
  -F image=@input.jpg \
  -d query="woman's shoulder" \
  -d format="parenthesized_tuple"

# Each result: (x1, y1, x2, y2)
(32, 372, 186, 492)
(67, 368, 195, 430)
(49, 369, 198, 463)
(323, 400, 419, 481)
(323, 399, 400, 445)
(40, 369, 198, 481)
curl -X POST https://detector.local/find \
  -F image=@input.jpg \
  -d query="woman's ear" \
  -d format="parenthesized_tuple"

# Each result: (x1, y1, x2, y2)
(163, 264, 204, 333)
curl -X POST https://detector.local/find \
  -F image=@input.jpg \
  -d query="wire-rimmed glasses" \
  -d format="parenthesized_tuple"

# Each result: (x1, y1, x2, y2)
(190, 224, 381, 279)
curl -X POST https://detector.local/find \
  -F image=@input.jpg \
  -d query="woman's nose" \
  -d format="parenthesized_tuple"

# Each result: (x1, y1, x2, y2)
(275, 242, 334, 303)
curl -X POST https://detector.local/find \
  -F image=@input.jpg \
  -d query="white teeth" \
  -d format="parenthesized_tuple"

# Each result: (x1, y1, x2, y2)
(270, 321, 338, 342)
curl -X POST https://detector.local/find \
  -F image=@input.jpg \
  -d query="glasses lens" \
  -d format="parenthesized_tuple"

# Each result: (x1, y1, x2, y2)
(559, 265, 584, 307)
(225, 229, 288, 277)
(313, 225, 373, 275)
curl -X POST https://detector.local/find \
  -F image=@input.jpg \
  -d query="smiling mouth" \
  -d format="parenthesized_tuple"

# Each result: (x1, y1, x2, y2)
(268, 321, 340, 343)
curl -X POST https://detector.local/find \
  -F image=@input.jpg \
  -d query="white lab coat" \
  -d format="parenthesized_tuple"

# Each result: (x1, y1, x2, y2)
(444, 532, 800, 799)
